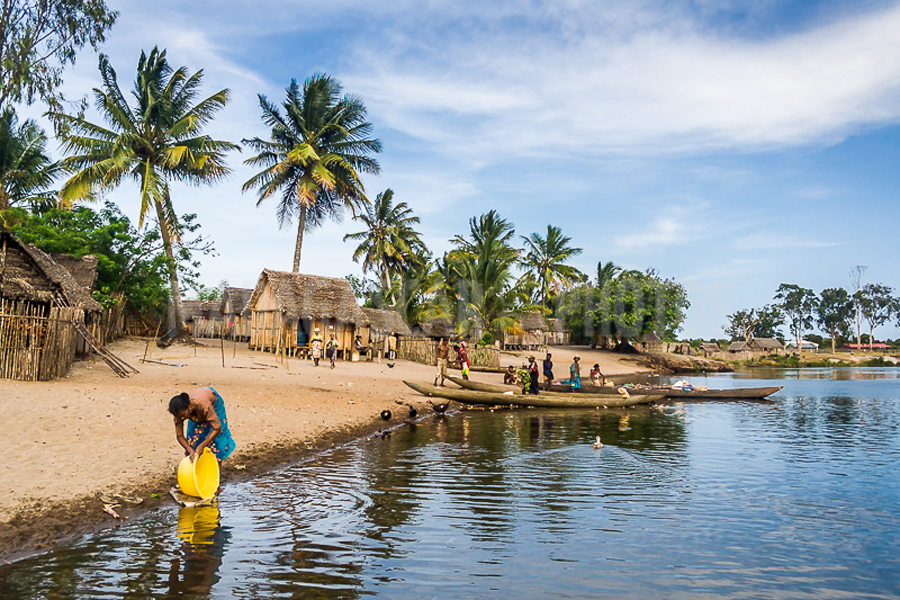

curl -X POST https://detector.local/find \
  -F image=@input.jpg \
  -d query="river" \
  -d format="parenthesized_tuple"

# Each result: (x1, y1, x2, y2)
(1, 369, 899, 599)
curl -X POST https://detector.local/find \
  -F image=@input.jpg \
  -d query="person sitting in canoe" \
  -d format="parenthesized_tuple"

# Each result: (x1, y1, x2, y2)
(590, 363, 605, 386)
(504, 365, 517, 385)
(169, 387, 236, 463)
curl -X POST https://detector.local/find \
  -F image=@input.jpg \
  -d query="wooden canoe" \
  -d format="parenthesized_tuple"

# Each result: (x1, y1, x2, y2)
(405, 381, 663, 408)
(448, 376, 783, 401)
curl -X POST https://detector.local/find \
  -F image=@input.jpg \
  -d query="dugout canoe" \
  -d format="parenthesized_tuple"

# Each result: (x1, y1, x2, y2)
(405, 381, 662, 408)
(447, 376, 782, 401)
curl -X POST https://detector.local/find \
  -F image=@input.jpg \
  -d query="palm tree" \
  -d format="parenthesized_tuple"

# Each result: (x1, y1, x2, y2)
(519, 224, 585, 308)
(51, 47, 237, 339)
(242, 74, 381, 272)
(0, 107, 59, 214)
(446, 210, 523, 337)
(596, 260, 622, 291)
(343, 188, 424, 301)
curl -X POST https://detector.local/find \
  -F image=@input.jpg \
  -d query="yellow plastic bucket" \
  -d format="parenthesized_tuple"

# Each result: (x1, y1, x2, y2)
(177, 448, 219, 499)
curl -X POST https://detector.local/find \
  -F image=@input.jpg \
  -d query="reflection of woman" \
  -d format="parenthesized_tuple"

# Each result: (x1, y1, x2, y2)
(169, 387, 236, 462)
(168, 505, 231, 596)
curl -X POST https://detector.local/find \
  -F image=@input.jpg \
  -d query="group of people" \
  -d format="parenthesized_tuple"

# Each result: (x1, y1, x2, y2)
(433, 337, 470, 386)
(502, 353, 607, 393)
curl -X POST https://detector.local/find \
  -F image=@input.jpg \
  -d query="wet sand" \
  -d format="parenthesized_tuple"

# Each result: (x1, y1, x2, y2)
(0, 337, 646, 561)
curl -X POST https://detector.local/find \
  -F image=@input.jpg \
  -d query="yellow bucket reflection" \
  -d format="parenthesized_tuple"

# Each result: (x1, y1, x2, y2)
(176, 505, 221, 545)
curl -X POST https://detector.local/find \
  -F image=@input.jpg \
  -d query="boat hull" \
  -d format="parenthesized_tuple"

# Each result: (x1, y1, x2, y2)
(405, 381, 662, 408)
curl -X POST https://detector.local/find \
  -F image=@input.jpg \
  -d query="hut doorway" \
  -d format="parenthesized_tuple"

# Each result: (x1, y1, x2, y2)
(296, 319, 311, 348)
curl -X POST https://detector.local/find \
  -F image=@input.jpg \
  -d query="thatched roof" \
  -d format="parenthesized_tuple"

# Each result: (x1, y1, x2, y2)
(221, 287, 253, 315)
(0, 232, 101, 312)
(642, 332, 661, 343)
(700, 342, 720, 352)
(728, 341, 749, 352)
(519, 312, 547, 331)
(416, 319, 457, 338)
(362, 307, 412, 336)
(246, 270, 368, 324)
(751, 338, 784, 350)
(52, 254, 98, 291)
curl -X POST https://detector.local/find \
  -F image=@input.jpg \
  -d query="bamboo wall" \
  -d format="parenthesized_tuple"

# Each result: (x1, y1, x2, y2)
(397, 337, 500, 369)
(0, 298, 81, 381)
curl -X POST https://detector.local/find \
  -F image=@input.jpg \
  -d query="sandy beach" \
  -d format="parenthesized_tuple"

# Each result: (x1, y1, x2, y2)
(0, 337, 646, 561)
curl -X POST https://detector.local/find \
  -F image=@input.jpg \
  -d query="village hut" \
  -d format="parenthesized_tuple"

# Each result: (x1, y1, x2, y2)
(181, 300, 202, 335)
(360, 307, 411, 360)
(544, 318, 571, 346)
(700, 342, 721, 357)
(191, 301, 223, 339)
(727, 337, 784, 359)
(246, 269, 368, 359)
(0, 232, 102, 380)
(502, 312, 547, 350)
(220, 287, 253, 341)
(641, 331, 664, 352)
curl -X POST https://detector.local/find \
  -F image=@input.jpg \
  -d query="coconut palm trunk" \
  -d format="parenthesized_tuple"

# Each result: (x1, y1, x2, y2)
(154, 199, 189, 338)
(292, 203, 307, 272)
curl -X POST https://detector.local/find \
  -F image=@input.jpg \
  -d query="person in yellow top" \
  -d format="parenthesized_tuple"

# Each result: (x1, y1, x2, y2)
(326, 334, 339, 369)
(310, 327, 324, 366)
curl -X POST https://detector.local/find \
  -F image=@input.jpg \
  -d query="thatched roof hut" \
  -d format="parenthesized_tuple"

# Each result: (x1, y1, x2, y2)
(0, 232, 100, 312)
(503, 311, 547, 350)
(246, 270, 368, 356)
(361, 307, 411, 336)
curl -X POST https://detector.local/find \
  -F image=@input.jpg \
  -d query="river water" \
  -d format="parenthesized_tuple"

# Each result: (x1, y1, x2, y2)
(2, 369, 900, 599)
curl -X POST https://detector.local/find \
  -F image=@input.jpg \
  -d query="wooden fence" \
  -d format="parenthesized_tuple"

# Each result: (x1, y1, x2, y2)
(397, 337, 500, 369)
(0, 298, 82, 381)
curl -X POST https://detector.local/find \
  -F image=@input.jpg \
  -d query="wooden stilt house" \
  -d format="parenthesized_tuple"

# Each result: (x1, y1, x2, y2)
(246, 270, 368, 359)
(503, 312, 547, 350)
(0, 232, 102, 380)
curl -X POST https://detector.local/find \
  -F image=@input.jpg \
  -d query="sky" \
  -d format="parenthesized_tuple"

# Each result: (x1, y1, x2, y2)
(27, 0, 900, 339)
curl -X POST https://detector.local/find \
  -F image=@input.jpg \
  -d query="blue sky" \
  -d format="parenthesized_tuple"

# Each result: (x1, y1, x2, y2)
(33, 0, 900, 339)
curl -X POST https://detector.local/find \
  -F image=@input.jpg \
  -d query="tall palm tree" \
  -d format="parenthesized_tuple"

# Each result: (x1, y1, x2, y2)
(242, 74, 381, 272)
(51, 47, 237, 339)
(446, 210, 523, 337)
(343, 188, 424, 300)
(0, 107, 59, 214)
(519, 224, 585, 309)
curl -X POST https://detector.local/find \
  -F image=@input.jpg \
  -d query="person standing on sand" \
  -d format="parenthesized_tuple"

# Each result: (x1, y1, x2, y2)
(326, 334, 339, 369)
(435, 338, 450, 386)
(387, 333, 397, 360)
(528, 356, 540, 395)
(542, 353, 554, 391)
(310, 327, 324, 366)
(458, 340, 471, 380)
(169, 387, 236, 462)
(570, 356, 581, 390)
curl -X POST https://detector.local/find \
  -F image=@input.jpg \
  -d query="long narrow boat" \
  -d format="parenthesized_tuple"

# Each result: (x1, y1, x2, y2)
(447, 376, 783, 401)
(405, 381, 663, 408)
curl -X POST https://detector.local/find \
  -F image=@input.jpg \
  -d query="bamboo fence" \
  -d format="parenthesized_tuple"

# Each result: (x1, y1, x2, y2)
(0, 298, 81, 381)
(397, 337, 500, 369)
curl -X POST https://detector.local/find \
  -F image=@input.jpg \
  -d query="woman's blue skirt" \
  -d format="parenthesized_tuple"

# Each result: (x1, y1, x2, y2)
(186, 387, 236, 460)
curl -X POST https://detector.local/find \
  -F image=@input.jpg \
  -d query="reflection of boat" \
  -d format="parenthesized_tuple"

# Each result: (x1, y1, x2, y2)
(447, 376, 782, 401)
(404, 381, 664, 408)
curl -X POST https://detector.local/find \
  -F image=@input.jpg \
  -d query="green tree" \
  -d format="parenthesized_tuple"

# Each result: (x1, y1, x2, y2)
(445, 210, 524, 338)
(855, 283, 898, 351)
(0, 107, 59, 214)
(0, 0, 117, 109)
(50, 47, 236, 340)
(518, 224, 585, 309)
(774, 283, 818, 350)
(243, 74, 382, 272)
(816, 287, 853, 353)
(343, 188, 424, 301)
(8, 202, 214, 327)
(723, 305, 782, 342)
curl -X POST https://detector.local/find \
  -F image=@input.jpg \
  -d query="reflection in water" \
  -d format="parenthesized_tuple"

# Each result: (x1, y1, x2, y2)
(1, 370, 900, 598)
(166, 505, 230, 598)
